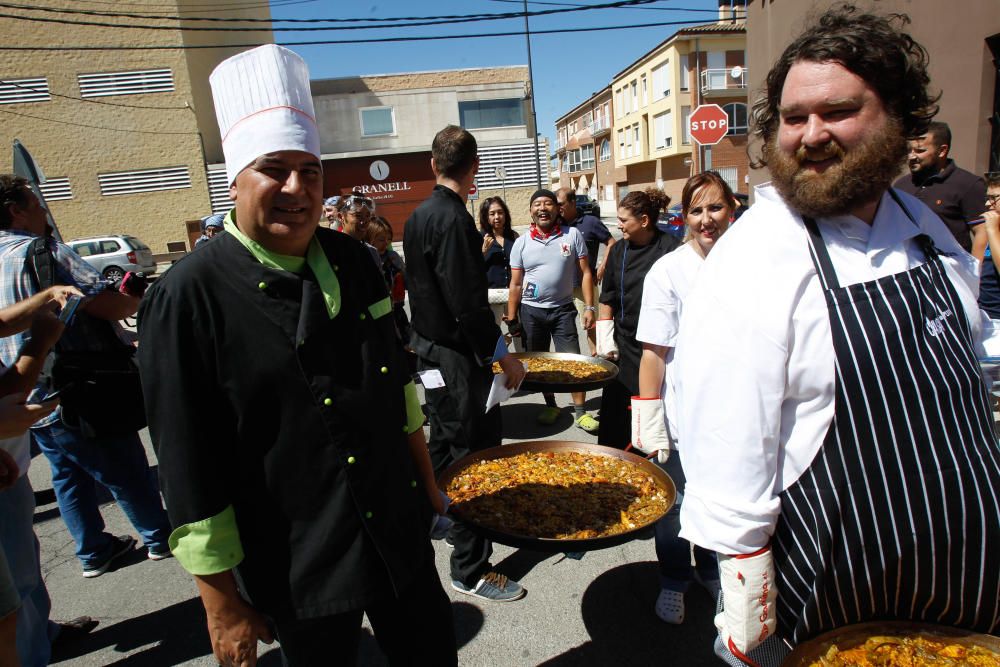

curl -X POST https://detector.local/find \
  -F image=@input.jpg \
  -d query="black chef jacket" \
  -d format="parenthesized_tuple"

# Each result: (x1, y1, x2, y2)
(404, 185, 502, 364)
(137, 230, 432, 620)
(599, 231, 680, 394)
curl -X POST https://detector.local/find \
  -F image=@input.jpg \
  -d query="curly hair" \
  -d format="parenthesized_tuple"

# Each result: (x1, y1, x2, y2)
(478, 196, 515, 237)
(619, 187, 670, 223)
(0, 174, 30, 230)
(750, 3, 939, 167)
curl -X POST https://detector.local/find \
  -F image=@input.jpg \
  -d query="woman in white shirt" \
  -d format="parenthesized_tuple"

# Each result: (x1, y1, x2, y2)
(632, 171, 737, 624)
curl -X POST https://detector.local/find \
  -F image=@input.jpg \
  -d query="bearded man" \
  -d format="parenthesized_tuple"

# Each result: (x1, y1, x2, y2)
(672, 6, 1000, 667)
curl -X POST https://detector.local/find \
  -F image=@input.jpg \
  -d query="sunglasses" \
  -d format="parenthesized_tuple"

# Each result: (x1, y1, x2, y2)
(345, 193, 375, 212)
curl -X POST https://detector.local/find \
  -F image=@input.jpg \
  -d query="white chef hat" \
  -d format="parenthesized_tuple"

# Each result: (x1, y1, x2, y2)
(209, 44, 321, 186)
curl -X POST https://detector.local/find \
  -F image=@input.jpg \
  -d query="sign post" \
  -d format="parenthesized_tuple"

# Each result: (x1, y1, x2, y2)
(468, 178, 478, 215)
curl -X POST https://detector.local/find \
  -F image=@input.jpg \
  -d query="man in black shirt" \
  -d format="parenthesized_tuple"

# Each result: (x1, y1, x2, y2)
(894, 121, 986, 252)
(405, 125, 526, 603)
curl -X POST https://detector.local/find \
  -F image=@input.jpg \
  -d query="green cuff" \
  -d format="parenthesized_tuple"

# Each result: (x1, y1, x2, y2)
(168, 505, 245, 575)
(403, 381, 424, 434)
(369, 296, 392, 320)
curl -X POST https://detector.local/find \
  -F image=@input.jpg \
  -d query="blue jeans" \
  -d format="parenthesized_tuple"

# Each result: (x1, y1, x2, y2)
(654, 453, 718, 592)
(519, 302, 581, 354)
(31, 420, 171, 568)
(0, 476, 55, 667)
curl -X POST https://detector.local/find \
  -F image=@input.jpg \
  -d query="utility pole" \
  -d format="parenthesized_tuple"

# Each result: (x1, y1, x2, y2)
(524, 0, 543, 188)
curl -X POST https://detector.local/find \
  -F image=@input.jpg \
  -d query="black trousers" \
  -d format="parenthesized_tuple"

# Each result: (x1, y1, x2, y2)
(596, 376, 631, 449)
(274, 559, 458, 666)
(413, 337, 502, 587)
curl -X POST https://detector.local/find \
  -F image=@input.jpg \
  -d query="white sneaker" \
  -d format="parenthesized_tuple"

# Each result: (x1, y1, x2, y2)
(654, 588, 685, 624)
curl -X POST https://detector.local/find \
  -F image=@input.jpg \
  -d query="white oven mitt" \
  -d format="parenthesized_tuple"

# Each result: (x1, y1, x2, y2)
(596, 319, 618, 360)
(716, 547, 777, 662)
(629, 397, 670, 461)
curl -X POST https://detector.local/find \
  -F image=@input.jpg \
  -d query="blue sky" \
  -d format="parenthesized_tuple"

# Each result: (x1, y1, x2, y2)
(269, 0, 722, 152)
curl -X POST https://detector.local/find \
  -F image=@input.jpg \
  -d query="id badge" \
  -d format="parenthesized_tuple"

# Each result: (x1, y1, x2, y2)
(523, 281, 538, 300)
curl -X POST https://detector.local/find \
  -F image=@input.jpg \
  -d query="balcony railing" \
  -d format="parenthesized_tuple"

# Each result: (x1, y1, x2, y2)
(589, 116, 611, 133)
(700, 67, 747, 94)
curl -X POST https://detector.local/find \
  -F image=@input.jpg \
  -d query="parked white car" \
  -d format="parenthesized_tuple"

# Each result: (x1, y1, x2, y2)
(67, 235, 157, 282)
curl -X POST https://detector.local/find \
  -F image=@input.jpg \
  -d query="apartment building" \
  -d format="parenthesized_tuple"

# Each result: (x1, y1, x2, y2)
(0, 1, 272, 252)
(747, 0, 1000, 183)
(609, 9, 747, 205)
(554, 86, 618, 214)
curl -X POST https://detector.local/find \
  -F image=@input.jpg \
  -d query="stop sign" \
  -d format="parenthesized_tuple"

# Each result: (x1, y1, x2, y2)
(689, 104, 729, 145)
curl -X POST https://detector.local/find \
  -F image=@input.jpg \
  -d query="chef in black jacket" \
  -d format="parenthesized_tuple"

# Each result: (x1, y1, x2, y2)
(404, 125, 527, 602)
(138, 45, 456, 667)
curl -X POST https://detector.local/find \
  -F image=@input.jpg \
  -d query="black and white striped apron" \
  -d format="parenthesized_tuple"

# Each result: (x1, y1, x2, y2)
(772, 197, 1000, 649)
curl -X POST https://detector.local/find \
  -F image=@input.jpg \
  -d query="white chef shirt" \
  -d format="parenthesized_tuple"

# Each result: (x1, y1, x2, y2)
(636, 242, 704, 447)
(675, 183, 992, 554)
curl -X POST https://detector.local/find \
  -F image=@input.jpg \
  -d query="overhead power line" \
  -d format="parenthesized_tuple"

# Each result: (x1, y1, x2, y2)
(0, 106, 199, 135)
(1, 0, 657, 24)
(52, 0, 315, 15)
(0, 17, 718, 51)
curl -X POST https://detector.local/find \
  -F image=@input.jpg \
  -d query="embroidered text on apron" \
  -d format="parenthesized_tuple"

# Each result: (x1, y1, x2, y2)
(772, 196, 1000, 646)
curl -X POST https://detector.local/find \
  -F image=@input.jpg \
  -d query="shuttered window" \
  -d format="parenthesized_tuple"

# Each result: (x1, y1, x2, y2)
(0, 77, 50, 105)
(206, 167, 234, 214)
(474, 142, 547, 189)
(78, 69, 174, 98)
(38, 178, 72, 201)
(98, 166, 190, 196)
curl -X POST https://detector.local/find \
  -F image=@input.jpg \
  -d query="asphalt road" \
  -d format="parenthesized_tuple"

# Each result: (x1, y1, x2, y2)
(34, 218, 725, 666)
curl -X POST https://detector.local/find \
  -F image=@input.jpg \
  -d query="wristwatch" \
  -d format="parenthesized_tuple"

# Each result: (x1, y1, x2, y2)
(584, 305, 596, 312)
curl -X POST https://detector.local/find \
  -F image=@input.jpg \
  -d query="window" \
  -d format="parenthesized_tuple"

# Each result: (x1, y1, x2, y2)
(632, 124, 640, 156)
(458, 98, 523, 129)
(100, 240, 121, 254)
(78, 69, 174, 98)
(630, 80, 638, 111)
(617, 129, 625, 159)
(622, 87, 631, 114)
(653, 110, 673, 149)
(360, 106, 395, 137)
(568, 149, 581, 172)
(641, 75, 648, 106)
(716, 166, 738, 193)
(706, 52, 727, 89)
(581, 144, 595, 170)
(681, 106, 692, 145)
(615, 88, 623, 118)
(624, 128, 632, 158)
(98, 166, 191, 196)
(0, 77, 50, 104)
(70, 242, 97, 258)
(652, 61, 671, 101)
(680, 57, 691, 91)
(602, 102, 610, 127)
(599, 139, 611, 162)
(583, 112, 592, 129)
(724, 103, 748, 135)
(38, 177, 72, 201)
(570, 121, 578, 134)
(562, 155, 569, 172)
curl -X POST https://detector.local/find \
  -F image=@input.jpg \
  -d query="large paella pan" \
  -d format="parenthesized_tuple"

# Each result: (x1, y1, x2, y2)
(438, 440, 675, 552)
(493, 352, 618, 393)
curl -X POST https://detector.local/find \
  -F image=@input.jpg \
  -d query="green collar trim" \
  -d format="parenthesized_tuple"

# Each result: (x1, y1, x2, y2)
(224, 210, 341, 319)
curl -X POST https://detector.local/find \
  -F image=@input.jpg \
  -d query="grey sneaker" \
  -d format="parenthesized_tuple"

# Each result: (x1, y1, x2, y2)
(82, 535, 136, 578)
(451, 571, 525, 602)
(147, 546, 173, 561)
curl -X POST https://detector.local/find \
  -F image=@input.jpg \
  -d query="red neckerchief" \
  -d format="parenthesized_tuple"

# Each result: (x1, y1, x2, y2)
(529, 221, 562, 240)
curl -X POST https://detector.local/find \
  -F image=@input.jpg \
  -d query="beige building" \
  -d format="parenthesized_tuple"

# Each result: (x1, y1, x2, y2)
(0, 1, 272, 252)
(746, 0, 1000, 186)
(608, 10, 748, 205)
(243, 66, 549, 235)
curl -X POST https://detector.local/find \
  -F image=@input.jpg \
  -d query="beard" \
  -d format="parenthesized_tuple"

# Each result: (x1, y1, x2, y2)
(766, 116, 907, 219)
